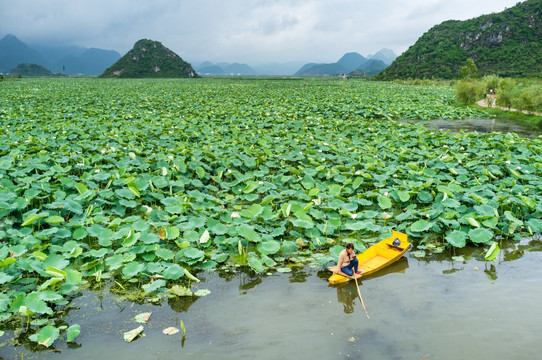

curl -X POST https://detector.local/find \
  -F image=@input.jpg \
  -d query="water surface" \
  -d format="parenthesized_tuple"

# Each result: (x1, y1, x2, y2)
(403, 118, 542, 138)
(2, 240, 542, 360)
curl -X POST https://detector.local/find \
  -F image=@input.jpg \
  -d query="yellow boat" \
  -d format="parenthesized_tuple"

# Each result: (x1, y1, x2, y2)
(328, 231, 410, 285)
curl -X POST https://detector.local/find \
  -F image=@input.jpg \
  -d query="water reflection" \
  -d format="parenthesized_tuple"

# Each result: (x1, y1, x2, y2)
(168, 295, 198, 313)
(484, 264, 498, 281)
(335, 282, 358, 313)
(289, 268, 310, 283)
(330, 257, 409, 314)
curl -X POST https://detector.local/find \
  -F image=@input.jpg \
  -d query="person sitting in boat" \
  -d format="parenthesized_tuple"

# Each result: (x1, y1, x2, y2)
(334, 243, 361, 276)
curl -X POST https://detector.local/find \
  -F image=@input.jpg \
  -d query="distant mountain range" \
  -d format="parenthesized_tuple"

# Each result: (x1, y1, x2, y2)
(0, 34, 120, 75)
(1, 33, 399, 78)
(196, 62, 258, 76)
(379, 0, 542, 79)
(294, 49, 397, 76)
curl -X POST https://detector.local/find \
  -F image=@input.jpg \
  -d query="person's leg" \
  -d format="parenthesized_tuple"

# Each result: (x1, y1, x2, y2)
(351, 258, 359, 273)
(341, 265, 354, 276)
(342, 259, 359, 276)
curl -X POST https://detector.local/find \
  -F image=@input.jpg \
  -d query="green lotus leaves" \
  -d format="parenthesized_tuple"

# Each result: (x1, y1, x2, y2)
(179, 247, 205, 263)
(257, 240, 281, 255)
(410, 220, 432, 232)
(142, 279, 166, 293)
(155, 248, 175, 260)
(445, 231, 467, 248)
(378, 195, 392, 209)
(122, 262, 145, 278)
(29, 325, 60, 347)
(468, 228, 494, 244)
(237, 224, 261, 243)
(163, 264, 184, 280)
(526, 218, 542, 234)
(484, 242, 500, 262)
(2, 78, 542, 341)
(66, 324, 81, 343)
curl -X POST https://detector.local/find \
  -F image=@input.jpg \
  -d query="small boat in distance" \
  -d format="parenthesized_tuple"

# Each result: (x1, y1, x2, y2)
(328, 231, 411, 285)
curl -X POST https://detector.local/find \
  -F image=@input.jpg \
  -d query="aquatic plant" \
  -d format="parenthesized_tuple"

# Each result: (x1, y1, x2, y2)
(0, 78, 540, 345)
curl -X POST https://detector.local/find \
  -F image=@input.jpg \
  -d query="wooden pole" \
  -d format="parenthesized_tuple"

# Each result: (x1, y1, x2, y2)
(354, 275, 370, 319)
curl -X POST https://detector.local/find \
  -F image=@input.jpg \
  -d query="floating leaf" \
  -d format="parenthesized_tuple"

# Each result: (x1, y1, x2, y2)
(30, 325, 60, 347)
(194, 289, 211, 297)
(135, 312, 152, 324)
(66, 324, 81, 342)
(169, 285, 193, 297)
(123, 326, 144, 343)
(163, 327, 179, 335)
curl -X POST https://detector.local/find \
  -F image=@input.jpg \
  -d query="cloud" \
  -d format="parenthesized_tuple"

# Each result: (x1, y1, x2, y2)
(0, 0, 523, 64)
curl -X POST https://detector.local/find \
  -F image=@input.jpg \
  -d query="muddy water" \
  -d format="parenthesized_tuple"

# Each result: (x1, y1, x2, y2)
(402, 118, 542, 138)
(2, 239, 542, 360)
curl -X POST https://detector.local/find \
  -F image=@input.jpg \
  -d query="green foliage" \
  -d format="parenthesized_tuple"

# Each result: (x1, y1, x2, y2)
(10, 63, 53, 77)
(458, 58, 479, 79)
(497, 89, 514, 109)
(495, 80, 542, 112)
(1, 77, 542, 339)
(455, 80, 485, 105)
(379, 0, 542, 79)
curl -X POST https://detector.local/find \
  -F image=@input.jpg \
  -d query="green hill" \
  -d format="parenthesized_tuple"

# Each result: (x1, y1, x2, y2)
(10, 63, 53, 77)
(100, 39, 197, 78)
(379, 0, 542, 79)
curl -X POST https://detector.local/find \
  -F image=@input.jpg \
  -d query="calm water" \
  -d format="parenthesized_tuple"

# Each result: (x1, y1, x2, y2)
(2, 238, 542, 360)
(402, 118, 542, 138)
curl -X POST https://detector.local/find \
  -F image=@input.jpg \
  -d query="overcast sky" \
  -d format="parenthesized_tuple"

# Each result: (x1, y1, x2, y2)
(0, 0, 523, 65)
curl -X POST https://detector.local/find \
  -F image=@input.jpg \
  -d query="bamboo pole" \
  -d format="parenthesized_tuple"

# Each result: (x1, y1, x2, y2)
(354, 275, 370, 319)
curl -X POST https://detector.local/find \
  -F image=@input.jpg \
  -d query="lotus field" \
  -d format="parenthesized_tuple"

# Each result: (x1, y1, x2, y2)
(1, 78, 542, 343)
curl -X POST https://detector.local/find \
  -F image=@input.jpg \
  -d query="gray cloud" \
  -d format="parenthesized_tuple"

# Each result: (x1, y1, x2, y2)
(0, 0, 522, 65)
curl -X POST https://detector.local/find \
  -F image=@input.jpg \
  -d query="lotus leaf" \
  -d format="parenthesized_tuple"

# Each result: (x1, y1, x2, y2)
(169, 285, 193, 297)
(257, 240, 281, 255)
(237, 224, 261, 242)
(410, 220, 432, 232)
(446, 231, 467, 248)
(484, 242, 500, 262)
(163, 327, 180, 335)
(194, 289, 211, 297)
(29, 325, 60, 347)
(122, 262, 145, 278)
(248, 253, 265, 273)
(163, 264, 184, 280)
(123, 326, 144, 343)
(468, 228, 494, 244)
(66, 324, 81, 342)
